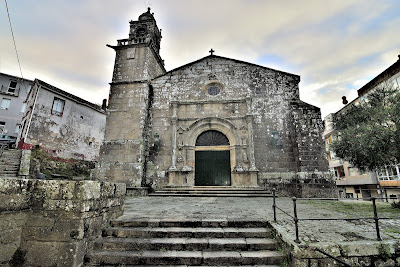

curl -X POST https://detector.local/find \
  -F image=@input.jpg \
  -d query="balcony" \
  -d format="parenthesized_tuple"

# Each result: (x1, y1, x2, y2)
(0, 85, 20, 97)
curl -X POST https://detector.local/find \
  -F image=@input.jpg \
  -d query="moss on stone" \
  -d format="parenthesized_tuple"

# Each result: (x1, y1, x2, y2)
(30, 148, 95, 180)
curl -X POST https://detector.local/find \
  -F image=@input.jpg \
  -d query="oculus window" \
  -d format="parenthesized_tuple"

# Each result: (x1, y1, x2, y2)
(52, 97, 65, 116)
(206, 82, 222, 96)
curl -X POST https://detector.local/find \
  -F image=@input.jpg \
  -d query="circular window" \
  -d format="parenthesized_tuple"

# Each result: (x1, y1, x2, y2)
(206, 83, 222, 96)
(207, 86, 220, 95)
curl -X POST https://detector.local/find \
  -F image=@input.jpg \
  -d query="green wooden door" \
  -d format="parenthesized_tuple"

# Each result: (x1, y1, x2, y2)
(195, 150, 231, 186)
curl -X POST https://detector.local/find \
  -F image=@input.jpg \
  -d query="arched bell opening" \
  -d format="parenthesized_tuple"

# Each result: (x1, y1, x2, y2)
(194, 130, 231, 186)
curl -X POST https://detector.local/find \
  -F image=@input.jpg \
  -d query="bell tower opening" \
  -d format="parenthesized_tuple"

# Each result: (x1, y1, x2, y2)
(194, 130, 231, 186)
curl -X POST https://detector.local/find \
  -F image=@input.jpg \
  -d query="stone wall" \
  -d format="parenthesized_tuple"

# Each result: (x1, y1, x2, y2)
(18, 80, 106, 161)
(272, 224, 400, 267)
(0, 178, 125, 267)
(260, 172, 337, 197)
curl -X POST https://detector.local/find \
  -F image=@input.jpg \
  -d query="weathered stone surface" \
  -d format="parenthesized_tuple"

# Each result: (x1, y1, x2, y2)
(0, 178, 125, 266)
(18, 149, 31, 177)
(94, 10, 329, 194)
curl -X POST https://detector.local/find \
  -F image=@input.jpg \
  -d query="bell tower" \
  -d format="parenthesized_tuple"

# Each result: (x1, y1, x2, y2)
(129, 7, 162, 55)
(95, 8, 166, 186)
(108, 7, 165, 82)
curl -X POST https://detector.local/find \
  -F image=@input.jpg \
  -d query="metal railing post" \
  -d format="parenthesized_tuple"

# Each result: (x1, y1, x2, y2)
(371, 197, 381, 241)
(292, 197, 300, 243)
(272, 188, 276, 222)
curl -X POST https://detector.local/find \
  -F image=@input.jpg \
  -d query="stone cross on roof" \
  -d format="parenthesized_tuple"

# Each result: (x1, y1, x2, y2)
(209, 48, 215, 55)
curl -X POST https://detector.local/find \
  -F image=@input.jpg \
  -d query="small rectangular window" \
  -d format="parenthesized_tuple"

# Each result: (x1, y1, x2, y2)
(14, 124, 20, 134)
(0, 98, 11, 110)
(21, 103, 26, 113)
(8, 80, 17, 93)
(127, 48, 135, 59)
(0, 121, 5, 134)
(51, 97, 65, 116)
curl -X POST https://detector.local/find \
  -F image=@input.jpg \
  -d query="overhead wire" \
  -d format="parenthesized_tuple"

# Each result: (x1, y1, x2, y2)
(4, 0, 29, 94)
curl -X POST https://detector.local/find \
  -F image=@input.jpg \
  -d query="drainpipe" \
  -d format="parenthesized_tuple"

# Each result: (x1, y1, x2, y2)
(24, 84, 40, 142)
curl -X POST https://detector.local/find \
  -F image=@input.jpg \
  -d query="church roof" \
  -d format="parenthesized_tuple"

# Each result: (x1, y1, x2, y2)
(154, 54, 300, 80)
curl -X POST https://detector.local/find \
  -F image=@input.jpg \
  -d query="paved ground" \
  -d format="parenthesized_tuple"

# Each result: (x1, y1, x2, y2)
(121, 197, 400, 245)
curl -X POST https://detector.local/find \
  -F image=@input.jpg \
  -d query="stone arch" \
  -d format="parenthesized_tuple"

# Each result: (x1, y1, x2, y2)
(185, 117, 238, 147)
(195, 130, 230, 146)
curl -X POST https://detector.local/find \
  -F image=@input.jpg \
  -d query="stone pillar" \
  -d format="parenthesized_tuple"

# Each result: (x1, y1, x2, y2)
(246, 98, 258, 186)
(18, 149, 31, 178)
(170, 103, 178, 170)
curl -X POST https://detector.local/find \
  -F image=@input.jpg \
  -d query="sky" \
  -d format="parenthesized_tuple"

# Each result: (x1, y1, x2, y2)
(1, 0, 400, 118)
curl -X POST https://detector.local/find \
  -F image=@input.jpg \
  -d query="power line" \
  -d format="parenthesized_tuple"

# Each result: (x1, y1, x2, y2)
(4, 0, 28, 94)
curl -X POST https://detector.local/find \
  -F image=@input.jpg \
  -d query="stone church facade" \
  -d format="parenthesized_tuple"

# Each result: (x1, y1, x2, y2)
(95, 8, 328, 190)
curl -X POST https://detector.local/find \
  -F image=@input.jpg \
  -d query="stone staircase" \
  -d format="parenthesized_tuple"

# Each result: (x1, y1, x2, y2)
(149, 186, 273, 197)
(0, 149, 22, 177)
(85, 218, 285, 266)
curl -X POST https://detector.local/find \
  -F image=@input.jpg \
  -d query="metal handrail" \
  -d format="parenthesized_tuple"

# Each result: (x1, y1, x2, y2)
(314, 247, 352, 267)
(272, 189, 400, 244)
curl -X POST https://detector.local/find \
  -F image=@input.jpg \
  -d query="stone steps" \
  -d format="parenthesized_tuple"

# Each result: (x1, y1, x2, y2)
(94, 237, 277, 251)
(149, 187, 273, 197)
(85, 219, 285, 266)
(87, 266, 280, 267)
(103, 227, 272, 239)
(86, 250, 283, 266)
(0, 166, 19, 172)
(0, 149, 21, 177)
(86, 265, 279, 267)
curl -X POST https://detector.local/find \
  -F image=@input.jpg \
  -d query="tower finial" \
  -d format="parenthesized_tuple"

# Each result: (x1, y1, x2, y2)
(209, 48, 215, 56)
(147, 7, 151, 13)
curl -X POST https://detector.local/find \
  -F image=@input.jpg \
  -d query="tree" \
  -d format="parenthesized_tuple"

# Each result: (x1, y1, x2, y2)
(331, 86, 400, 171)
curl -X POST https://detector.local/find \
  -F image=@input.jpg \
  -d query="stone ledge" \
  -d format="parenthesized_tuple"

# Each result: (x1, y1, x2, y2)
(271, 222, 400, 266)
(0, 178, 126, 266)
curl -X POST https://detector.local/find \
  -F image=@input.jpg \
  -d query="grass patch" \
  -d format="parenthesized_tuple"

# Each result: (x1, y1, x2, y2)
(385, 228, 400, 234)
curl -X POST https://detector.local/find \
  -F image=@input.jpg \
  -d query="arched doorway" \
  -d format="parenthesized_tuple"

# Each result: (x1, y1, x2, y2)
(195, 130, 231, 186)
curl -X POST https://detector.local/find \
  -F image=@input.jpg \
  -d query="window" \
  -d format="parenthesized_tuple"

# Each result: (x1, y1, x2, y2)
(14, 124, 20, 134)
(0, 122, 5, 134)
(51, 97, 65, 116)
(136, 28, 145, 37)
(334, 166, 345, 178)
(0, 98, 11, 110)
(206, 82, 222, 96)
(377, 165, 400, 181)
(8, 80, 17, 93)
(346, 193, 354, 198)
(21, 103, 26, 113)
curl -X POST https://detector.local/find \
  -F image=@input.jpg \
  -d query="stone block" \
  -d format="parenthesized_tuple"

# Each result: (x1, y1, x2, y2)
(23, 216, 85, 242)
(23, 239, 86, 267)
(0, 212, 27, 233)
(101, 182, 115, 198)
(0, 242, 19, 264)
(19, 149, 31, 177)
(76, 180, 101, 200)
(0, 193, 30, 211)
(114, 182, 127, 197)
(0, 228, 23, 244)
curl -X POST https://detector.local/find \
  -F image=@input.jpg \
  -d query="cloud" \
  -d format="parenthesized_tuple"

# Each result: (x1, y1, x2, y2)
(1, 0, 399, 118)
